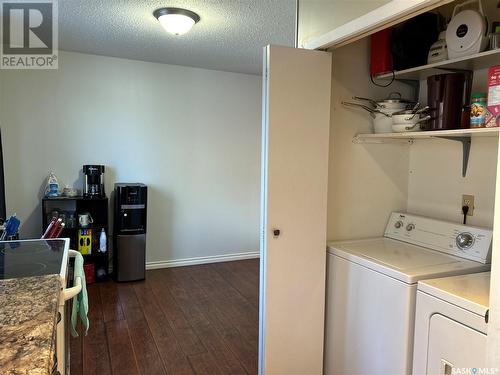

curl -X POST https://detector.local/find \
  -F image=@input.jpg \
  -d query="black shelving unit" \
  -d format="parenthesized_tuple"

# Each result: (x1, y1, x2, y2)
(42, 196, 109, 282)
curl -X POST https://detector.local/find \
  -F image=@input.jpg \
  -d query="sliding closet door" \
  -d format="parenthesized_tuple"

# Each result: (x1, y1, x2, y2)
(259, 45, 332, 375)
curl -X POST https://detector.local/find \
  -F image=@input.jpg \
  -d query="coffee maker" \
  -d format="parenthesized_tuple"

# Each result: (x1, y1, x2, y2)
(83, 165, 105, 198)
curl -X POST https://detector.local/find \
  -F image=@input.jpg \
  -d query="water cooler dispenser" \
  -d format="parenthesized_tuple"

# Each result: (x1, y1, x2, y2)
(113, 183, 147, 282)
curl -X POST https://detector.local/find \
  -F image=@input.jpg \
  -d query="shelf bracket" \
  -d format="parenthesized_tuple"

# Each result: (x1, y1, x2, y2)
(435, 136, 471, 178)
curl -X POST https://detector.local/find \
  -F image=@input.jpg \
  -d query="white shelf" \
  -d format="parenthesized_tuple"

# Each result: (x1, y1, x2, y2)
(375, 49, 500, 81)
(353, 127, 500, 177)
(354, 127, 500, 142)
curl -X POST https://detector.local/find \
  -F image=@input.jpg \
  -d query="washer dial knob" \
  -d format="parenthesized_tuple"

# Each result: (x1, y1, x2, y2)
(406, 223, 415, 231)
(456, 232, 474, 250)
(394, 220, 403, 229)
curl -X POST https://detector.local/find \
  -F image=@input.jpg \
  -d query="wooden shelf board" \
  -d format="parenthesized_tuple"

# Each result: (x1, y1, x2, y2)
(43, 196, 108, 201)
(375, 49, 500, 81)
(354, 127, 500, 142)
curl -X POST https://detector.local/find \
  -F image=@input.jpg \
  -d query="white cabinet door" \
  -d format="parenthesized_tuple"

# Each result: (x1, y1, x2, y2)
(259, 45, 332, 375)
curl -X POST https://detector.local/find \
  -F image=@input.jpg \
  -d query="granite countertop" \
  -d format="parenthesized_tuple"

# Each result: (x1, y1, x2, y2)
(0, 275, 61, 375)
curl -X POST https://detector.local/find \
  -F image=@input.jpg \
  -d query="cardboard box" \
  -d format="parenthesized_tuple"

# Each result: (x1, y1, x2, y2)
(78, 228, 92, 254)
(487, 65, 500, 127)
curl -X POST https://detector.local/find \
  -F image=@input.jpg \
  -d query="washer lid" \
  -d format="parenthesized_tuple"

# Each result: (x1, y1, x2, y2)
(327, 237, 489, 284)
(418, 272, 490, 316)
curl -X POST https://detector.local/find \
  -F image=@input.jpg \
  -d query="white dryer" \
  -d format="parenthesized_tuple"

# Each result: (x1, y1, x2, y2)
(324, 212, 492, 375)
(412, 272, 490, 375)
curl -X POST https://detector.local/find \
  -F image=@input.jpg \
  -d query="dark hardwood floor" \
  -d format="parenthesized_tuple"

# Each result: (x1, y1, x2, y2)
(70, 259, 260, 375)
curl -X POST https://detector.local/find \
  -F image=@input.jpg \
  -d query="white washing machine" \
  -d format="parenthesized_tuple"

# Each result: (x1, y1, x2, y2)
(324, 212, 492, 375)
(412, 272, 490, 375)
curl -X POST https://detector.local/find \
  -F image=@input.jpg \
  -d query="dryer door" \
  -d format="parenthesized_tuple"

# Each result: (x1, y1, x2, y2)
(427, 314, 486, 374)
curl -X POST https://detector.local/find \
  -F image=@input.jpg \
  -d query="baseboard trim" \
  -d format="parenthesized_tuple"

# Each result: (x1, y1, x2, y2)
(146, 251, 260, 270)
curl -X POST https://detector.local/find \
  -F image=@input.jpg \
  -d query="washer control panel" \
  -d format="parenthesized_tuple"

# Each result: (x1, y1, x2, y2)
(385, 212, 492, 263)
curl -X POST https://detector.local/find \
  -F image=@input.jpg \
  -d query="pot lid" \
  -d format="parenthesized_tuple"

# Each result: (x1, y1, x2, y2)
(379, 99, 412, 104)
(377, 92, 412, 104)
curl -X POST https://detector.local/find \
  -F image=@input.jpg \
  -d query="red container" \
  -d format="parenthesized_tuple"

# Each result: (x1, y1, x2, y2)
(370, 28, 393, 77)
(83, 263, 95, 284)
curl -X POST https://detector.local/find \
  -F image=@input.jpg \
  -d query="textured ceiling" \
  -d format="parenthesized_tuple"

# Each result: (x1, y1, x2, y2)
(58, 0, 296, 75)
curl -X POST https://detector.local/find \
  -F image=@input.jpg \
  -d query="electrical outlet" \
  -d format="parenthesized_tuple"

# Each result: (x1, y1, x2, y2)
(462, 194, 475, 216)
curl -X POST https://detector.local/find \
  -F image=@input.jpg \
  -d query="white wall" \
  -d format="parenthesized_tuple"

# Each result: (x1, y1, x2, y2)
(407, 137, 498, 227)
(0, 51, 262, 265)
(407, 67, 498, 227)
(328, 38, 412, 241)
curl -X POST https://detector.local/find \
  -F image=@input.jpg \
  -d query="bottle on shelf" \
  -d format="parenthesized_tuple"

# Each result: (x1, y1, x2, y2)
(99, 228, 107, 253)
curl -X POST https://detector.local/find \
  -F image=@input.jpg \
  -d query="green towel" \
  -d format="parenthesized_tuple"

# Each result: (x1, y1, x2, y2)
(70, 252, 89, 337)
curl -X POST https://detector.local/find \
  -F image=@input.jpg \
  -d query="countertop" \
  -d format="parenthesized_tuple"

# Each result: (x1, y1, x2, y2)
(418, 272, 491, 316)
(0, 274, 61, 375)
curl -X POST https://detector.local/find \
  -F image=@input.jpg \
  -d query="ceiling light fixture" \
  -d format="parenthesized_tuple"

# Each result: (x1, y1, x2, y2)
(153, 7, 200, 36)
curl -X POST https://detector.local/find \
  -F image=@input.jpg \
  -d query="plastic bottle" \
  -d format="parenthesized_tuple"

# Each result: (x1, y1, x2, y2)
(46, 172, 60, 197)
(99, 228, 107, 253)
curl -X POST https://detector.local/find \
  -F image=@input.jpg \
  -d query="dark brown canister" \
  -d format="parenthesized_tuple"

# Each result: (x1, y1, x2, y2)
(427, 73, 465, 130)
